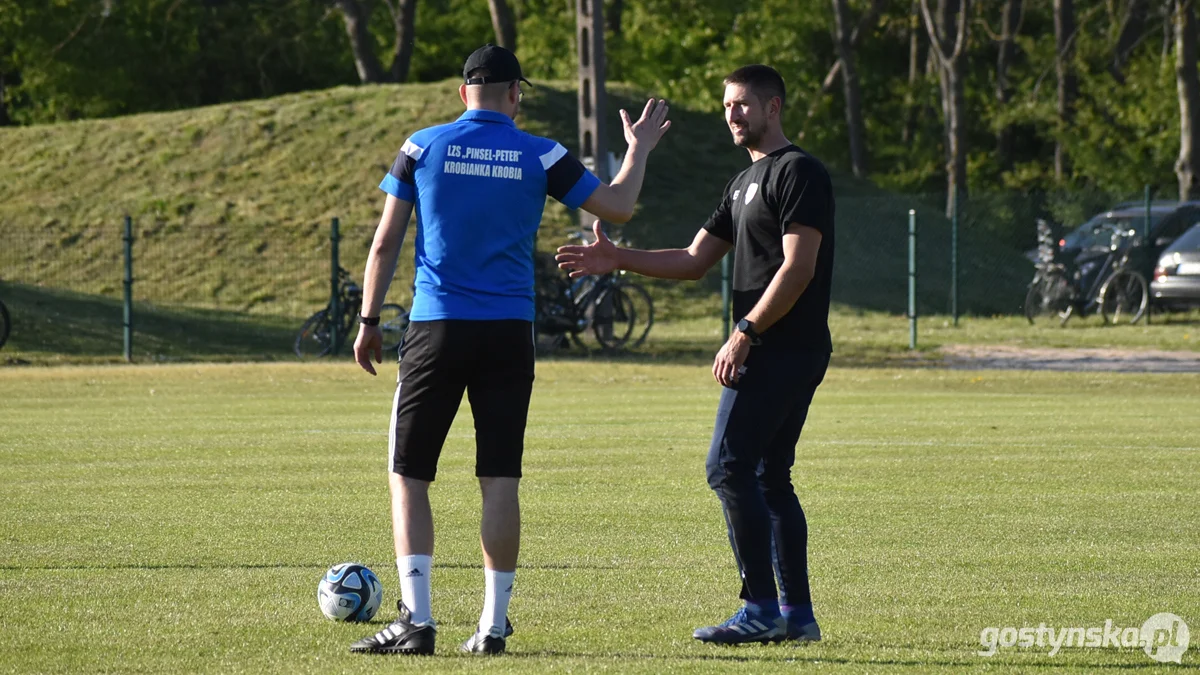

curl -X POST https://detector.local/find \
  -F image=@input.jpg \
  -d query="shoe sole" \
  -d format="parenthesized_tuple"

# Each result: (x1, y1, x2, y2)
(460, 638, 506, 655)
(350, 645, 435, 655)
(694, 635, 786, 646)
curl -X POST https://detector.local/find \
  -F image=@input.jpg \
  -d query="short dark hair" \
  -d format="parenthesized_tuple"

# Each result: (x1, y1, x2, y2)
(723, 65, 786, 110)
(466, 67, 491, 81)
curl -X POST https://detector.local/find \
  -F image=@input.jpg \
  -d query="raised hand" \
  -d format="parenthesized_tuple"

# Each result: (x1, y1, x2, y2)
(622, 98, 671, 154)
(555, 220, 621, 278)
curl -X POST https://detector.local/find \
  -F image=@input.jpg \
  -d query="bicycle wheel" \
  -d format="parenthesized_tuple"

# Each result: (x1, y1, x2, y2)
(295, 310, 333, 358)
(378, 303, 410, 353)
(1023, 274, 1072, 326)
(1023, 285, 1044, 325)
(592, 286, 638, 350)
(0, 300, 10, 350)
(616, 282, 654, 347)
(1099, 270, 1149, 325)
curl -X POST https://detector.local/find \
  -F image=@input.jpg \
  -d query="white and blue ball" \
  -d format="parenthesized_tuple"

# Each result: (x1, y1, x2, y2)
(317, 563, 383, 622)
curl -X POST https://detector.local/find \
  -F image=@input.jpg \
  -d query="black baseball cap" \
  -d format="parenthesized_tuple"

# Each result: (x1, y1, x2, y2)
(463, 44, 532, 87)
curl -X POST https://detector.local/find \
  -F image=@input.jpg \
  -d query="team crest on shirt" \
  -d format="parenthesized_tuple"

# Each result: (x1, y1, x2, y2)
(744, 182, 759, 204)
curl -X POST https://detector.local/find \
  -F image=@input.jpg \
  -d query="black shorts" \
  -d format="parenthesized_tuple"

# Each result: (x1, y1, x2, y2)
(388, 319, 534, 481)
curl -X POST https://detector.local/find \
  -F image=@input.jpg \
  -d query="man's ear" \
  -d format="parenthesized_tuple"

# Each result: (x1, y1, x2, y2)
(459, 84, 469, 107)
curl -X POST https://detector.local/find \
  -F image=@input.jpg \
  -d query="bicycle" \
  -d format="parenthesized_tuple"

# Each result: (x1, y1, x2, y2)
(295, 267, 409, 358)
(1025, 219, 1150, 326)
(0, 298, 9, 350)
(534, 235, 654, 351)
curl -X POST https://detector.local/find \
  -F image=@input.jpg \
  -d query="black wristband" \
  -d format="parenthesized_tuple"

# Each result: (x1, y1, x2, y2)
(359, 315, 380, 326)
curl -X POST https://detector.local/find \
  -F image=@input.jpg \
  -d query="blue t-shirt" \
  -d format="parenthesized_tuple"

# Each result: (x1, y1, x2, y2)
(379, 109, 601, 322)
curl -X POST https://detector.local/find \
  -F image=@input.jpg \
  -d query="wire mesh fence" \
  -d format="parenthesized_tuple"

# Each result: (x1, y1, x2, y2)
(0, 186, 1193, 362)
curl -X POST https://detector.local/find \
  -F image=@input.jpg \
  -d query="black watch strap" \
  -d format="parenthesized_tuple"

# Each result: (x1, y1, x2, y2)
(359, 315, 381, 326)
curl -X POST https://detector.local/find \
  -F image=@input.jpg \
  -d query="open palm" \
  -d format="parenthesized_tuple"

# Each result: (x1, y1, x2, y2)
(555, 221, 619, 278)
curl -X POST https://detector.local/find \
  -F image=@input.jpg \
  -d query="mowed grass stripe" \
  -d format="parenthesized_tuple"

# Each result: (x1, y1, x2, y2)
(0, 362, 1197, 673)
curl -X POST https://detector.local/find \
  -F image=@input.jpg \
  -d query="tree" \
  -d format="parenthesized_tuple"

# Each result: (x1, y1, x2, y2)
(830, 0, 868, 177)
(334, 0, 385, 83)
(994, 0, 1022, 172)
(384, 0, 417, 82)
(1177, 0, 1200, 199)
(1053, 0, 1077, 182)
(487, 0, 517, 51)
(332, 0, 417, 83)
(1110, 0, 1146, 83)
(902, 0, 923, 145)
(607, 0, 623, 37)
(798, 0, 885, 147)
(920, 0, 970, 216)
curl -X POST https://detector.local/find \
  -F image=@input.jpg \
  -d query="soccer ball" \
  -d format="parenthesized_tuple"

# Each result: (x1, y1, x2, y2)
(317, 563, 383, 622)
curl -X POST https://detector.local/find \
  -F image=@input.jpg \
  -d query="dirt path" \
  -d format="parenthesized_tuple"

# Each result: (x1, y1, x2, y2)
(938, 344, 1200, 373)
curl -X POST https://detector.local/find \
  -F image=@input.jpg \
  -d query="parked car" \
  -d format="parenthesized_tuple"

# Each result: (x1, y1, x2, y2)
(1151, 222, 1200, 309)
(1025, 206, 1171, 264)
(1055, 203, 1200, 273)
(1059, 207, 1170, 255)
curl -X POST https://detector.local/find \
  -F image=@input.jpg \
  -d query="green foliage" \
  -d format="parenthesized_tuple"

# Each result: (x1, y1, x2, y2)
(1, 0, 1191, 247)
(2, 0, 1190, 207)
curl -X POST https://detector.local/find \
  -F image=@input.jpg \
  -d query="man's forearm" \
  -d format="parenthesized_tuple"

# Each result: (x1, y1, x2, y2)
(605, 146, 652, 220)
(743, 263, 813, 333)
(615, 246, 706, 280)
(360, 234, 406, 317)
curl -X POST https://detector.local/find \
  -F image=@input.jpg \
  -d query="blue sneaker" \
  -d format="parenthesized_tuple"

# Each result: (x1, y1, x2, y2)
(785, 617, 822, 642)
(693, 606, 785, 644)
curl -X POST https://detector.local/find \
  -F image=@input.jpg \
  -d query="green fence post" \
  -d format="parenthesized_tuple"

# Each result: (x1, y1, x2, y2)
(1145, 185, 1153, 325)
(122, 215, 134, 362)
(951, 189, 959, 326)
(721, 252, 731, 341)
(908, 209, 917, 350)
(330, 217, 342, 355)
(1144, 184, 1152, 240)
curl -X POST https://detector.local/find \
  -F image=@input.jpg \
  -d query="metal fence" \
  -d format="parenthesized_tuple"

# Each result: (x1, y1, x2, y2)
(0, 187, 1179, 361)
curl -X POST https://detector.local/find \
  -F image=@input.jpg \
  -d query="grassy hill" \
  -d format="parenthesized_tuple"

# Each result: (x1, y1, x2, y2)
(0, 81, 1031, 358)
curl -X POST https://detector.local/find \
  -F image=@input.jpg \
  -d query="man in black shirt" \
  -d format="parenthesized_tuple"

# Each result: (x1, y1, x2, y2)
(555, 65, 833, 645)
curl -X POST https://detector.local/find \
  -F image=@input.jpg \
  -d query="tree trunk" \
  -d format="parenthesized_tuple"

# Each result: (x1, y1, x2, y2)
(921, 0, 970, 217)
(797, 0, 885, 143)
(1110, 0, 1145, 83)
(1054, 0, 1076, 182)
(1177, 0, 1200, 199)
(0, 72, 10, 126)
(387, 0, 417, 82)
(995, 0, 1022, 172)
(902, 0, 922, 145)
(336, 0, 386, 84)
(607, 0, 623, 37)
(487, 0, 517, 51)
(946, 63, 967, 215)
(832, 0, 868, 177)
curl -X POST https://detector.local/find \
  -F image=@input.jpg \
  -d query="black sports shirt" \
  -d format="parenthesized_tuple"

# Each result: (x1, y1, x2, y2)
(703, 145, 835, 353)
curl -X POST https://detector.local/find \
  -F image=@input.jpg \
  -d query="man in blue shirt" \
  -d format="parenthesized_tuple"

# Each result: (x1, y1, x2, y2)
(349, 44, 670, 656)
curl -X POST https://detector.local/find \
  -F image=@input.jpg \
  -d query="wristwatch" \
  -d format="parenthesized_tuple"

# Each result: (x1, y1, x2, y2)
(359, 315, 381, 326)
(736, 318, 761, 343)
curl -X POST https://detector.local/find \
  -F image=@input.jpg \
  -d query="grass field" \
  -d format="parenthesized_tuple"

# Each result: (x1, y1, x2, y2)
(1, 361, 1197, 673)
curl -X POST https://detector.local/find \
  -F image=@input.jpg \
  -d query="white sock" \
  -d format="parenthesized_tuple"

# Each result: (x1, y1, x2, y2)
(397, 555, 433, 625)
(478, 569, 515, 637)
